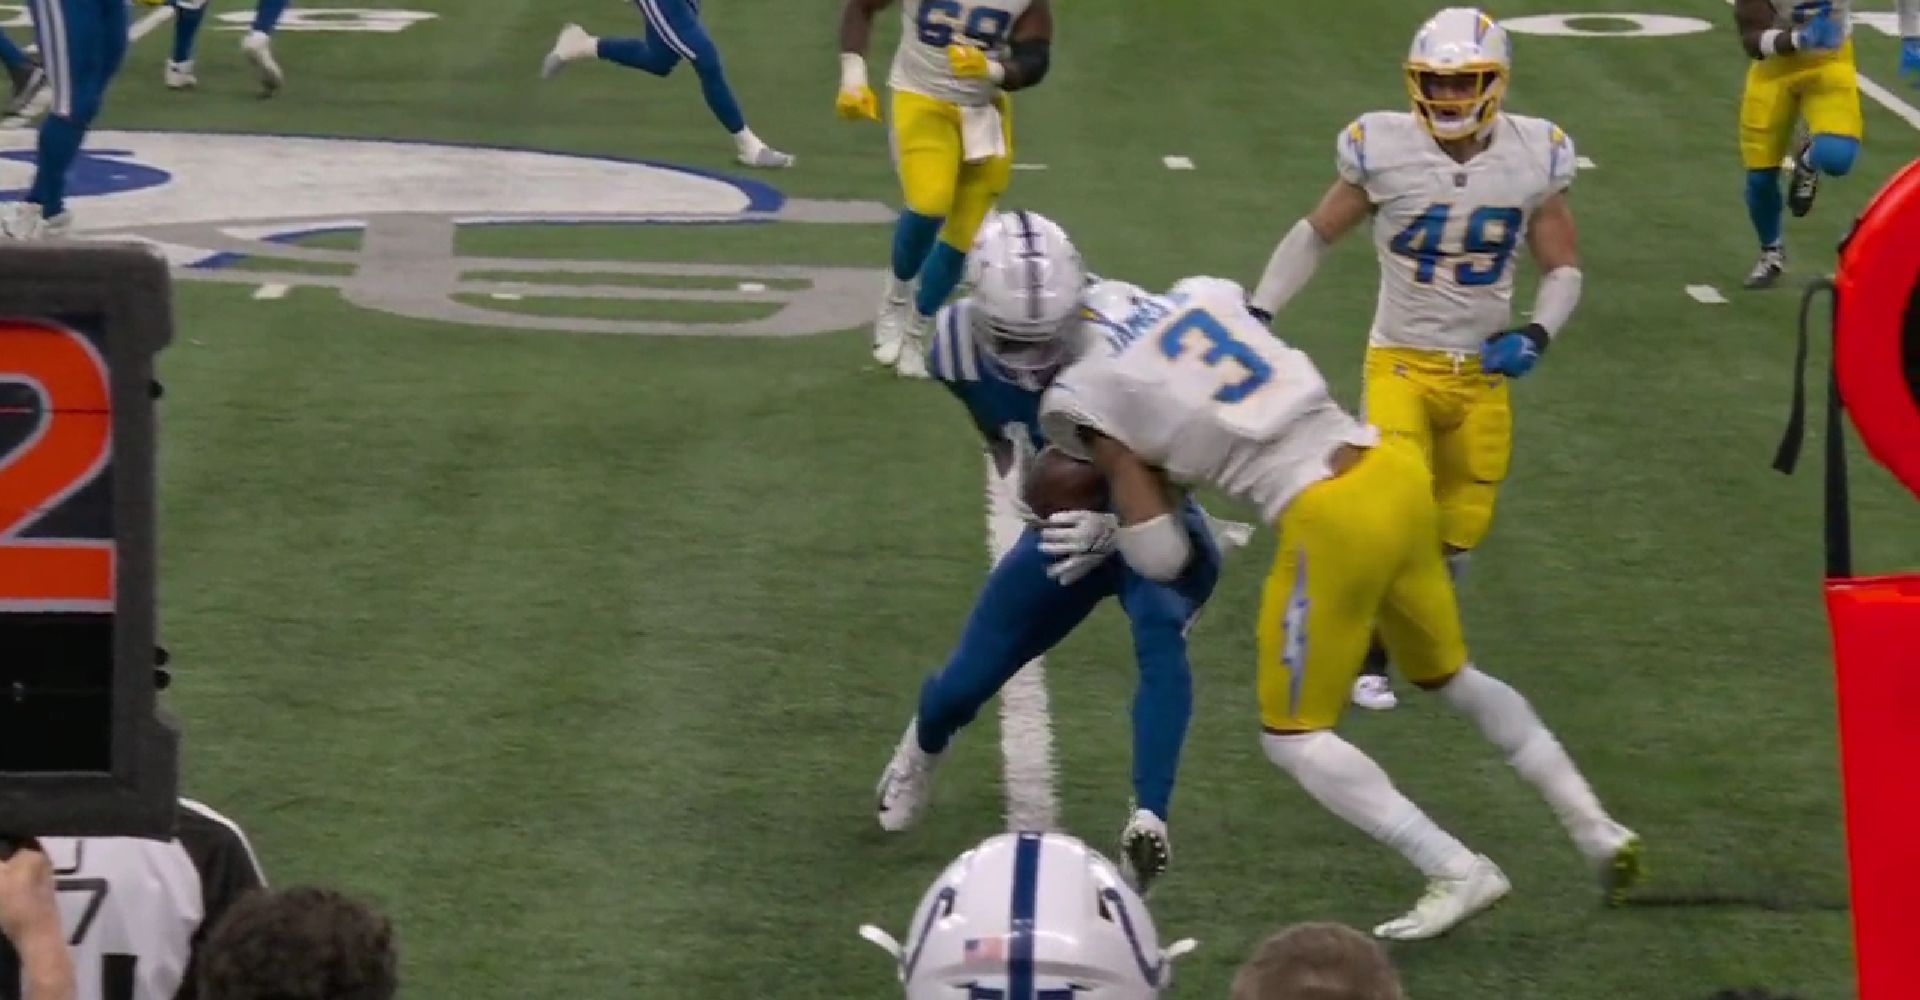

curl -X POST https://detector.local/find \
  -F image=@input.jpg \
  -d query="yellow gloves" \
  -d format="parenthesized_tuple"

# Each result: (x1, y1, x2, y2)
(836, 85, 880, 122)
(947, 44, 994, 80)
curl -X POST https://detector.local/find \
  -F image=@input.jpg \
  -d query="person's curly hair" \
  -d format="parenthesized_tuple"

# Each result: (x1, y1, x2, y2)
(197, 886, 398, 1000)
(1231, 922, 1403, 1000)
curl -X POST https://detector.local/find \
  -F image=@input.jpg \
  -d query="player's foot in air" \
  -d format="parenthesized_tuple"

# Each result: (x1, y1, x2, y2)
(1352, 674, 1398, 711)
(240, 30, 283, 97)
(875, 721, 940, 832)
(164, 60, 198, 91)
(894, 313, 932, 379)
(541, 23, 597, 80)
(1118, 807, 1171, 896)
(1744, 244, 1786, 290)
(1, 201, 72, 240)
(1373, 855, 1510, 942)
(5, 59, 44, 116)
(733, 132, 795, 170)
(872, 283, 911, 367)
(1580, 819, 1643, 906)
(1787, 143, 1819, 218)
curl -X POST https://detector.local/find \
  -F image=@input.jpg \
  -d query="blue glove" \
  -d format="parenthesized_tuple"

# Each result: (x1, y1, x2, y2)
(1796, 11, 1844, 53)
(1479, 324, 1550, 378)
(1902, 38, 1920, 87)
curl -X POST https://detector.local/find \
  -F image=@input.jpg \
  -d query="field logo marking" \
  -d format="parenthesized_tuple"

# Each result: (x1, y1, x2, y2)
(0, 130, 894, 337)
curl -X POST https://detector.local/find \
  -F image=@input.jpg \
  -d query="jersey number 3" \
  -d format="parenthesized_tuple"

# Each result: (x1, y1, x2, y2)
(1389, 204, 1524, 287)
(916, 1, 1013, 49)
(1159, 309, 1272, 403)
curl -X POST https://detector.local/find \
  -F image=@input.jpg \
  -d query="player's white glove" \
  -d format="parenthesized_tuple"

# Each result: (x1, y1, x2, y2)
(1041, 509, 1118, 585)
(1202, 510, 1254, 553)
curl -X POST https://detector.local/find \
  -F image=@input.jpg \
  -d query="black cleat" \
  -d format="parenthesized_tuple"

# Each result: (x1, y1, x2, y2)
(1787, 144, 1820, 218)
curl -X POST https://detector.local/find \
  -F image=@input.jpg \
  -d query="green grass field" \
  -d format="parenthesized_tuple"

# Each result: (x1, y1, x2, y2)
(61, 0, 1920, 995)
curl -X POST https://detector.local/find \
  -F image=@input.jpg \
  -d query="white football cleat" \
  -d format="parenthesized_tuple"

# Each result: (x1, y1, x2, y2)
(3, 66, 49, 128)
(894, 312, 932, 379)
(735, 143, 795, 170)
(872, 285, 911, 366)
(240, 31, 284, 97)
(875, 720, 940, 832)
(1, 202, 73, 240)
(1743, 244, 1786, 290)
(1578, 819, 1644, 907)
(1118, 807, 1171, 896)
(1352, 675, 1398, 712)
(1372, 855, 1510, 942)
(542, 24, 598, 80)
(164, 60, 198, 91)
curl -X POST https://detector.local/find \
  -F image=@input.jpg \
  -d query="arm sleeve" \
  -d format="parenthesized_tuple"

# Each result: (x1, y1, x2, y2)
(1545, 124, 1577, 194)
(1250, 220, 1329, 318)
(1529, 266, 1583, 338)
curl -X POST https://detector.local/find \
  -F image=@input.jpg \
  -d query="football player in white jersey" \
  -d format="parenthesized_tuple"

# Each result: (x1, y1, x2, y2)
(7, 800, 266, 1000)
(1248, 7, 1581, 713)
(837, 0, 1054, 378)
(1040, 276, 1639, 941)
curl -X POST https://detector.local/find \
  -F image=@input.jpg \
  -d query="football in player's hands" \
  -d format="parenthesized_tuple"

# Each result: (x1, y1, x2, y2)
(1023, 446, 1108, 518)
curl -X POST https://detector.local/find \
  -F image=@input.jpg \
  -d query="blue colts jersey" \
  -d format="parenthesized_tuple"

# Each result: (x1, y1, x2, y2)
(928, 299, 1051, 452)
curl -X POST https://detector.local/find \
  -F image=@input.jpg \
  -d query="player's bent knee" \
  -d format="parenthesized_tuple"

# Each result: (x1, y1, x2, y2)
(1808, 134, 1859, 177)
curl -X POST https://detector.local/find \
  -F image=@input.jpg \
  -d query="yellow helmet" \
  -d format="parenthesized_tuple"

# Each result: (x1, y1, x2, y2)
(1405, 8, 1511, 141)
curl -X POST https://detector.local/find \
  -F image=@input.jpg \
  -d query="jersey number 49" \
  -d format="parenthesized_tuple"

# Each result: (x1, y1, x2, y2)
(1389, 203, 1524, 287)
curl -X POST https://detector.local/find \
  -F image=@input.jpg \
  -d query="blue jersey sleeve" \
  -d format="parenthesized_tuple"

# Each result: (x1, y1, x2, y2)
(930, 302, 1048, 452)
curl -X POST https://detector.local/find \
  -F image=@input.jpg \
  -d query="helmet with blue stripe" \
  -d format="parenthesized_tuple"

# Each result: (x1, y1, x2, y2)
(964, 210, 1088, 375)
(1405, 7, 1511, 141)
(861, 832, 1195, 1000)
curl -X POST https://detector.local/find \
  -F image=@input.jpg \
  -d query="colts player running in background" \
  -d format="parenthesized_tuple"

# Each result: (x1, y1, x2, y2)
(541, 0, 793, 169)
(1733, 0, 1920, 288)
(151, 0, 289, 96)
(836, 0, 1054, 378)
(1043, 275, 1638, 941)
(4, 0, 129, 238)
(1249, 7, 1581, 713)
(875, 212, 1237, 893)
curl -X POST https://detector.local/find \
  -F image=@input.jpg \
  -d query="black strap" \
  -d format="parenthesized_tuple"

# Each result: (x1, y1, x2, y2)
(1772, 277, 1851, 578)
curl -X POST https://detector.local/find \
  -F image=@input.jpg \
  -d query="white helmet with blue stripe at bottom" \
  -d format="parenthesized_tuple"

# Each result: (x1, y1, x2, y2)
(964, 210, 1088, 376)
(860, 831, 1196, 1000)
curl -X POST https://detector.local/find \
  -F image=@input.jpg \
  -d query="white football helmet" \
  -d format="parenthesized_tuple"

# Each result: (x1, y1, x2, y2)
(965, 210, 1088, 374)
(861, 832, 1196, 1000)
(1405, 7, 1511, 141)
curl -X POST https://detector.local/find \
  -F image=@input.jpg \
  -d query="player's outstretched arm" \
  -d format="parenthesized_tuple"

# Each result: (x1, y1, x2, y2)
(836, 0, 893, 121)
(1084, 429, 1189, 582)
(1250, 179, 1370, 322)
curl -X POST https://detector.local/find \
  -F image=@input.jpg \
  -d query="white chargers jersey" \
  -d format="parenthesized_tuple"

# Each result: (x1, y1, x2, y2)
(1039, 279, 1379, 523)
(889, 0, 1032, 106)
(1340, 111, 1577, 353)
(1772, 0, 1853, 34)
(8, 800, 266, 1000)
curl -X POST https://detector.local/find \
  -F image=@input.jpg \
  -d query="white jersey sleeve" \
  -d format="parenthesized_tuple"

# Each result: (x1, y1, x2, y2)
(888, 0, 1034, 106)
(1041, 280, 1376, 522)
(1360, 112, 1575, 353)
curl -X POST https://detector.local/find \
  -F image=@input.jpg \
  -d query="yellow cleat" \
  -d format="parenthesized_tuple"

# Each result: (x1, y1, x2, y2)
(1602, 834, 1644, 907)
(946, 43, 993, 80)
(835, 85, 880, 122)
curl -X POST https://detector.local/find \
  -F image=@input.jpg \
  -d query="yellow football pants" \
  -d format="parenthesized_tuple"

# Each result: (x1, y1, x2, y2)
(1740, 39, 1862, 171)
(1362, 346, 1512, 552)
(889, 89, 1014, 250)
(1256, 439, 1470, 732)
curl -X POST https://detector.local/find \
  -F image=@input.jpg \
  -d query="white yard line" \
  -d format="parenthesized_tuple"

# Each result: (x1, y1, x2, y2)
(131, 5, 176, 42)
(1162, 155, 1195, 171)
(252, 283, 289, 300)
(1687, 284, 1729, 304)
(985, 455, 1060, 833)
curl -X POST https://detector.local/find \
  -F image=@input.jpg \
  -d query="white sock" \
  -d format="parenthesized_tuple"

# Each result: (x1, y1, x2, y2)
(883, 274, 913, 302)
(1262, 731, 1476, 879)
(733, 127, 764, 154)
(1440, 666, 1610, 845)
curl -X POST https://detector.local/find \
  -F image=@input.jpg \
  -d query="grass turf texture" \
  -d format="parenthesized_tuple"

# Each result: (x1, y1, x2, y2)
(102, 0, 1920, 996)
